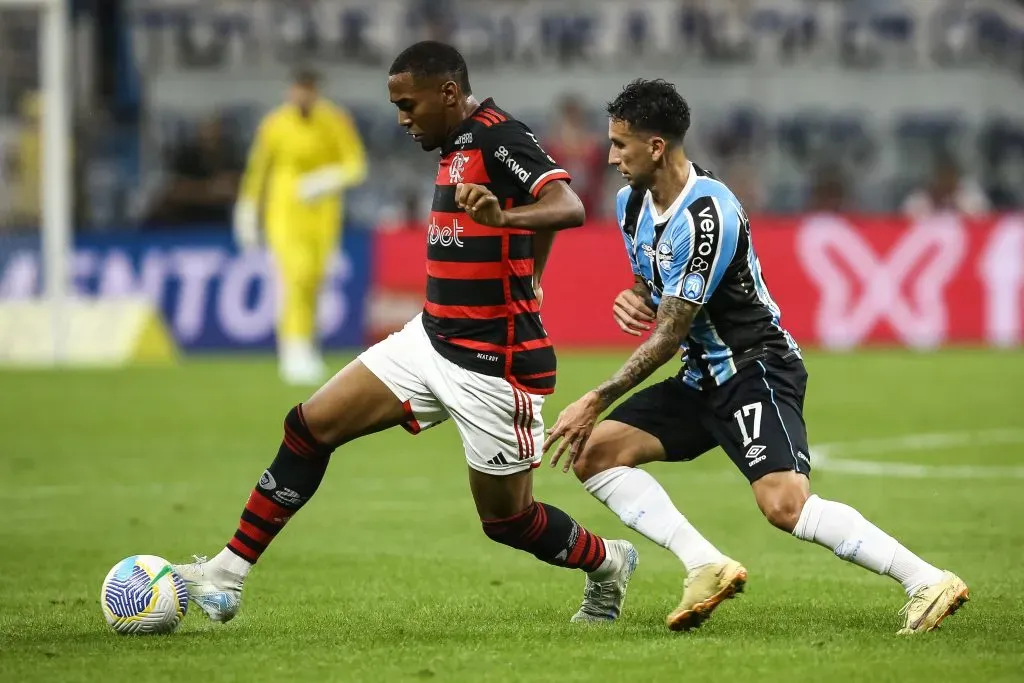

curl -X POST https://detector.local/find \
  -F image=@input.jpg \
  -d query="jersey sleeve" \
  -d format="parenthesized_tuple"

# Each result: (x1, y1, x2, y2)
(616, 186, 641, 275)
(661, 195, 741, 305)
(482, 122, 571, 198)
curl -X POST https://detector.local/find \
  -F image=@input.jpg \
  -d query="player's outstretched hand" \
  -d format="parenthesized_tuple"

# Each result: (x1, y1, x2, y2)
(613, 288, 656, 336)
(232, 200, 260, 252)
(456, 183, 506, 227)
(544, 391, 602, 473)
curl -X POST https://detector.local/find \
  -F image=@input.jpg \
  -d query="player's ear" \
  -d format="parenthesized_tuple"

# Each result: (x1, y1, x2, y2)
(440, 80, 459, 107)
(649, 136, 667, 163)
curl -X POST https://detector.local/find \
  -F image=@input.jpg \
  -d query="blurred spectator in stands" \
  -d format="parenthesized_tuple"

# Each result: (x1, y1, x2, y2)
(544, 96, 606, 219)
(0, 139, 12, 231)
(722, 158, 765, 214)
(410, 0, 455, 43)
(986, 164, 1023, 211)
(146, 114, 242, 226)
(707, 107, 765, 212)
(901, 155, 991, 219)
(387, 183, 425, 230)
(9, 91, 41, 229)
(807, 165, 848, 214)
(3, 90, 89, 231)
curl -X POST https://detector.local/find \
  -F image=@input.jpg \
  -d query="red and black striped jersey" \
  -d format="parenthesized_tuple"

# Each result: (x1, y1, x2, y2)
(421, 98, 571, 395)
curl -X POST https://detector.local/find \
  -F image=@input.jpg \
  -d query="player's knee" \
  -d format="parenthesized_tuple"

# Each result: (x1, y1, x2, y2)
(573, 439, 637, 482)
(481, 521, 503, 544)
(282, 404, 335, 460)
(753, 470, 810, 532)
(480, 504, 533, 550)
(481, 521, 511, 547)
(299, 390, 365, 448)
(294, 398, 332, 444)
(758, 486, 808, 533)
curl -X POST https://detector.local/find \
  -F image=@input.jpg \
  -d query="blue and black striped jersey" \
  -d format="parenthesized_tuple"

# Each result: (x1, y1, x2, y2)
(617, 162, 801, 389)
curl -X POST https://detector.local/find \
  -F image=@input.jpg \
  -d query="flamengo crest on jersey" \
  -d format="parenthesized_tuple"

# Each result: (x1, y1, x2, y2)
(617, 162, 801, 389)
(421, 98, 571, 395)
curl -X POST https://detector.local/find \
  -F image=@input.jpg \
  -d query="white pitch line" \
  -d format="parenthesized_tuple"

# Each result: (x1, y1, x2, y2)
(812, 428, 1024, 479)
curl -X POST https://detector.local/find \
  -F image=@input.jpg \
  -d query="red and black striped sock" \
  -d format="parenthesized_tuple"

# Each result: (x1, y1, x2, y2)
(482, 501, 607, 572)
(226, 404, 334, 564)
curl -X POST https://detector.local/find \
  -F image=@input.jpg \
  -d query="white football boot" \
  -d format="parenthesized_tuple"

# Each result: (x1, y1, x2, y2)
(172, 555, 245, 623)
(570, 539, 639, 623)
(278, 338, 327, 386)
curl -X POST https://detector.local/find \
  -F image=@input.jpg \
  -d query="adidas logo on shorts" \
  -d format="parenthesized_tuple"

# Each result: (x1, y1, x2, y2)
(486, 452, 511, 466)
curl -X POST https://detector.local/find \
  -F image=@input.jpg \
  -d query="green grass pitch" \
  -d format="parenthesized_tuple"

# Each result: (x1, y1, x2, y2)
(1, 349, 1023, 682)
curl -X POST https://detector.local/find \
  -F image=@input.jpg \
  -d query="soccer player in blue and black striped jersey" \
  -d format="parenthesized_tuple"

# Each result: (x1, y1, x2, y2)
(543, 79, 968, 635)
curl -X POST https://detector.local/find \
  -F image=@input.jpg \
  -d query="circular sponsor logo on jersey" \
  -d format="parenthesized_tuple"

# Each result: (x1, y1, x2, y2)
(656, 242, 674, 272)
(682, 272, 706, 301)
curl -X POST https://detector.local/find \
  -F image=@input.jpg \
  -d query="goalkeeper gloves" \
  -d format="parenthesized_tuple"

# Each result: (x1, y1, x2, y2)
(296, 165, 345, 203)
(232, 200, 260, 251)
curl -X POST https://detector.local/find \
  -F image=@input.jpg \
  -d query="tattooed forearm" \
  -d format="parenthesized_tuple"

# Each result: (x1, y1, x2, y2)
(593, 297, 699, 411)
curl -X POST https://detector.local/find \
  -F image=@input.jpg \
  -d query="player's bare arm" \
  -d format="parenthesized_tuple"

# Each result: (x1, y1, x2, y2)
(504, 181, 584, 230)
(544, 296, 699, 470)
(613, 275, 657, 336)
(455, 180, 584, 231)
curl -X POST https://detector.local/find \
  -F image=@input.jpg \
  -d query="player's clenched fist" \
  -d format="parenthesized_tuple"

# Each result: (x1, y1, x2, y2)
(613, 288, 656, 336)
(456, 182, 506, 227)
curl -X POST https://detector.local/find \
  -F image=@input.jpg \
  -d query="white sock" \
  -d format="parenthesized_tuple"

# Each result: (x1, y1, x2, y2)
(584, 466, 726, 573)
(793, 494, 944, 596)
(212, 547, 252, 580)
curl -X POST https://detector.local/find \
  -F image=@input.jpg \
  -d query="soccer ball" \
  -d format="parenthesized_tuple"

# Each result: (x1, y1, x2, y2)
(100, 555, 189, 635)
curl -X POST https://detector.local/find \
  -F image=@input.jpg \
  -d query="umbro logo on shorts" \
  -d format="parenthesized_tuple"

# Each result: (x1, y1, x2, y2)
(745, 444, 767, 467)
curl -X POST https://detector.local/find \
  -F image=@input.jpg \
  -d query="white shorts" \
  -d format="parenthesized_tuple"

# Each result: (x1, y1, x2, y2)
(357, 314, 545, 475)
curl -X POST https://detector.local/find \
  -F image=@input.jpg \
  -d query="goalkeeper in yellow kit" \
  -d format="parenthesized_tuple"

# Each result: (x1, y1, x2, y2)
(234, 69, 367, 385)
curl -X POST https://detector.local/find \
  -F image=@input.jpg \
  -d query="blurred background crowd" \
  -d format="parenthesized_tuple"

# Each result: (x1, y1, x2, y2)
(0, 0, 1021, 234)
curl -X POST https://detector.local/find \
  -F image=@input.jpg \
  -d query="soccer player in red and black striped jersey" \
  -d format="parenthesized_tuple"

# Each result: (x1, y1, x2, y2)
(173, 41, 638, 625)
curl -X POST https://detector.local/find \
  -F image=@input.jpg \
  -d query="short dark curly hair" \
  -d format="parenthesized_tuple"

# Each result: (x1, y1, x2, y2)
(389, 41, 472, 94)
(606, 79, 691, 143)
